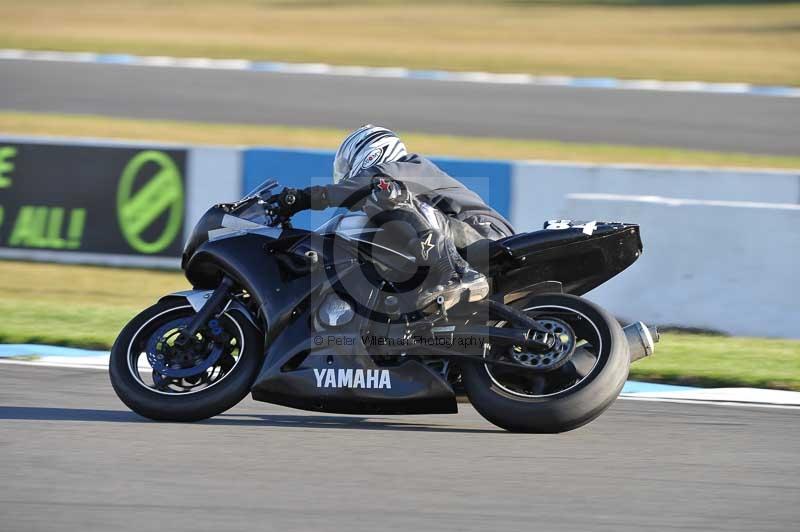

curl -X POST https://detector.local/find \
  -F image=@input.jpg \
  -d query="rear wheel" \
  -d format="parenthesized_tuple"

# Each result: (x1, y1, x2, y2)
(109, 299, 263, 421)
(461, 294, 629, 433)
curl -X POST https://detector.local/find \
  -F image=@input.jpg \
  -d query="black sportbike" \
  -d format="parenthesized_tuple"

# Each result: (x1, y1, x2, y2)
(110, 180, 658, 432)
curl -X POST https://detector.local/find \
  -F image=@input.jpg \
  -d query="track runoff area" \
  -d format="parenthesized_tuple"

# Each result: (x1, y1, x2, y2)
(1, 363, 798, 532)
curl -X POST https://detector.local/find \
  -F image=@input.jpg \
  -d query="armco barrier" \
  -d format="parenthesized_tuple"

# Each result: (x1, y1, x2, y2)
(511, 162, 800, 338)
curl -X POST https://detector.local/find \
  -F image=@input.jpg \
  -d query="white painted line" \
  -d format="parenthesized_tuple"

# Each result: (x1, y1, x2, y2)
(1, 49, 798, 97)
(0, 356, 153, 371)
(619, 395, 800, 411)
(623, 387, 800, 406)
(520, 159, 800, 174)
(567, 193, 800, 210)
(0, 359, 109, 370)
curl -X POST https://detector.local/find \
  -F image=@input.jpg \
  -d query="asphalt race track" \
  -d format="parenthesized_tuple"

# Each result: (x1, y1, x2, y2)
(2, 60, 799, 156)
(1, 364, 798, 532)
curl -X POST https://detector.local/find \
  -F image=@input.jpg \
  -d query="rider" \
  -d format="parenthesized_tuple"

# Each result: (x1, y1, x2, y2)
(270, 124, 514, 310)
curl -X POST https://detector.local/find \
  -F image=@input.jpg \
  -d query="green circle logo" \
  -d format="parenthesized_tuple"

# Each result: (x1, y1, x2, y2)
(117, 151, 184, 254)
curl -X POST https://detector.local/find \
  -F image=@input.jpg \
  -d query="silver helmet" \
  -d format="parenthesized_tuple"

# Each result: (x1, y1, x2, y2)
(333, 124, 407, 183)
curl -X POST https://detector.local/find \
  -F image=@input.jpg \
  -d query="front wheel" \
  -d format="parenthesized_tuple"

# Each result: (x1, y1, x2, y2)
(461, 294, 629, 433)
(109, 298, 263, 421)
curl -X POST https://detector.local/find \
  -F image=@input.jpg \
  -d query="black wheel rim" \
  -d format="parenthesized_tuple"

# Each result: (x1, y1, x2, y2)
(483, 304, 604, 398)
(126, 306, 244, 395)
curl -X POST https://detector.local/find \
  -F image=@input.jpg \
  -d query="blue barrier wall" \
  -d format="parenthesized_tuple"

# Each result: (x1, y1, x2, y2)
(242, 147, 335, 229)
(242, 147, 512, 229)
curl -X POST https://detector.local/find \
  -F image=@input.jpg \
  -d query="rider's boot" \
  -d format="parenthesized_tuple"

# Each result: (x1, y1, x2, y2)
(364, 176, 489, 311)
(415, 231, 489, 311)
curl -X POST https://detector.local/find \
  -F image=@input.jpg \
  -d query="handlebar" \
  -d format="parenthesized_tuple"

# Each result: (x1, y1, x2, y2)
(227, 179, 293, 229)
(263, 186, 301, 229)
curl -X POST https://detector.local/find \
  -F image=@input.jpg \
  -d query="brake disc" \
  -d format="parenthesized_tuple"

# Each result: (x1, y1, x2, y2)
(145, 319, 224, 379)
(510, 317, 576, 372)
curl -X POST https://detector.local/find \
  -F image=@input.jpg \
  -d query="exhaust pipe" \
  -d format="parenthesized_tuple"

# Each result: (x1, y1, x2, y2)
(624, 321, 659, 363)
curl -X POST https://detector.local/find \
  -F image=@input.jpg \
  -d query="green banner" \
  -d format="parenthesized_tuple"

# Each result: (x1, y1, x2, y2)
(0, 142, 187, 257)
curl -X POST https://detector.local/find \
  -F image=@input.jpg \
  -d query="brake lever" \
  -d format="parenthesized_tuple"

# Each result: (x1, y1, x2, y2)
(264, 204, 291, 228)
(260, 191, 297, 229)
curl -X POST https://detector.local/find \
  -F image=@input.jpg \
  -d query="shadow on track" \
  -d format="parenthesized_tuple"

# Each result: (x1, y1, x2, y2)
(0, 406, 144, 423)
(0, 406, 501, 433)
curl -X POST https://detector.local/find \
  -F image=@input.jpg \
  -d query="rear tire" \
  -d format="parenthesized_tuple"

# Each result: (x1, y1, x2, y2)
(109, 299, 263, 422)
(461, 294, 629, 433)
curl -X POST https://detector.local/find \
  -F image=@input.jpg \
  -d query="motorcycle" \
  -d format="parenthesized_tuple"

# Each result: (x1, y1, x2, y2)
(109, 180, 658, 432)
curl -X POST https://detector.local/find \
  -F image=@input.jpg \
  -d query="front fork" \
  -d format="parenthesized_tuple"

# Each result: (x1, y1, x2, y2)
(174, 276, 235, 348)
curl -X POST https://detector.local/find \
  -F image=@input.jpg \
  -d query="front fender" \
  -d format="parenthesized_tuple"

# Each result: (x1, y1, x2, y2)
(159, 289, 260, 329)
(183, 232, 327, 338)
(160, 289, 213, 312)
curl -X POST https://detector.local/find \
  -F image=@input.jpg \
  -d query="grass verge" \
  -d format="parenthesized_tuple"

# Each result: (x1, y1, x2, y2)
(2, 111, 800, 170)
(629, 333, 800, 391)
(0, 260, 188, 349)
(1, 260, 798, 390)
(0, 1, 798, 85)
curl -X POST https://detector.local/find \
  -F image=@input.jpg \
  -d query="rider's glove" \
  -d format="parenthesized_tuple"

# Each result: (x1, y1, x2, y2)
(370, 176, 409, 206)
(269, 187, 310, 216)
(268, 186, 331, 217)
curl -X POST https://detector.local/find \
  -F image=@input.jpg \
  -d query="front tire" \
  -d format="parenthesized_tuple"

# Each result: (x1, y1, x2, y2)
(461, 294, 629, 433)
(109, 299, 263, 421)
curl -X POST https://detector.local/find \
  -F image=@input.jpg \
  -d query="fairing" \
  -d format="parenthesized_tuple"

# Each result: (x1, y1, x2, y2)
(250, 310, 457, 414)
(180, 204, 641, 415)
(182, 216, 458, 415)
(466, 223, 642, 299)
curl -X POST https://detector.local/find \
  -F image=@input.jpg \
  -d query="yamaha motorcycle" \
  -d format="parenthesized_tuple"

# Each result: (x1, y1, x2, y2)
(110, 180, 658, 432)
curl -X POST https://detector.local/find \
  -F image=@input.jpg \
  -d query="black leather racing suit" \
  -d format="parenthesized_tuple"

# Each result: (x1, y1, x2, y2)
(318, 154, 513, 240)
(300, 153, 514, 294)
